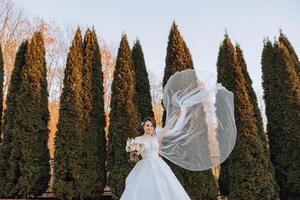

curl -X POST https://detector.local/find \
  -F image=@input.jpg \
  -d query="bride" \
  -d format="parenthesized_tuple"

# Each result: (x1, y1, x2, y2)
(120, 117, 191, 200)
(120, 69, 236, 200)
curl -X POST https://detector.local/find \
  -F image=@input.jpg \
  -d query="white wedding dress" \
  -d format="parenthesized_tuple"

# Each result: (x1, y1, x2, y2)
(120, 135, 191, 200)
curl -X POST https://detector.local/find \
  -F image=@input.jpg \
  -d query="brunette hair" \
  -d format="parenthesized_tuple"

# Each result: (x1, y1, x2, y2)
(139, 117, 156, 134)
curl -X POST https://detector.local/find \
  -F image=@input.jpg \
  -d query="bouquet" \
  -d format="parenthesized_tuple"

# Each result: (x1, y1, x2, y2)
(126, 138, 144, 162)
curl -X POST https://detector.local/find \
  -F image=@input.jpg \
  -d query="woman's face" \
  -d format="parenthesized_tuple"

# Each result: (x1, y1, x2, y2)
(143, 120, 154, 135)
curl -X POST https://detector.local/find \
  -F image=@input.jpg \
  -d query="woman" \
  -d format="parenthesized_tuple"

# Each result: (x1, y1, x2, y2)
(120, 117, 191, 200)
(121, 69, 236, 200)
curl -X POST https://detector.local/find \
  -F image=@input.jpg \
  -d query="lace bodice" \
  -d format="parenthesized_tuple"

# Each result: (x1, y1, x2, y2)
(135, 136, 160, 160)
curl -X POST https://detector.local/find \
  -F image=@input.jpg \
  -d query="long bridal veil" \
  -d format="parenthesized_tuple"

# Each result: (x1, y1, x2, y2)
(156, 69, 236, 171)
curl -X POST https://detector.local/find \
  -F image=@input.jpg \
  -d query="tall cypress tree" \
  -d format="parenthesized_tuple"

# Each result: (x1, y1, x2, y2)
(162, 22, 194, 126)
(162, 22, 218, 199)
(279, 31, 300, 77)
(261, 40, 284, 199)
(262, 40, 300, 200)
(38, 30, 51, 196)
(8, 31, 50, 197)
(217, 35, 278, 200)
(276, 42, 300, 199)
(183, 39, 194, 69)
(90, 28, 106, 191)
(0, 41, 28, 197)
(53, 28, 84, 199)
(162, 21, 195, 127)
(235, 44, 268, 152)
(108, 34, 139, 199)
(162, 22, 194, 88)
(74, 28, 105, 198)
(235, 44, 279, 195)
(78, 28, 96, 198)
(132, 39, 154, 122)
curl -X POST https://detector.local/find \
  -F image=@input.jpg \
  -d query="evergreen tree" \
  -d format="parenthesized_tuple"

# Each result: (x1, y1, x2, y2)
(275, 42, 300, 199)
(74, 28, 105, 198)
(9, 31, 50, 197)
(162, 22, 195, 126)
(262, 40, 300, 199)
(217, 35, 278, 200)
(132, 39, 154, 122)
(183, 39, 194, 69)
(162, 22, 218, 199)
(279, 31, 300, 77)
(235, 44, 279, 195)
(179, 128, 218, 200)
(53, 28, 84, 199)
(0, 41, 28, 197)
(108, 34, 139, 199)
(90, 28, 106, 191)
(162, 22, 194, 126)
(162, 22, 194, 88)
(235, 44, 268, 152)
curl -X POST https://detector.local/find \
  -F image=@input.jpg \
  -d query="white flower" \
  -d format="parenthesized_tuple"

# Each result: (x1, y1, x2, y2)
(125, 138, 134, 152)
(125, 137, 145, 162)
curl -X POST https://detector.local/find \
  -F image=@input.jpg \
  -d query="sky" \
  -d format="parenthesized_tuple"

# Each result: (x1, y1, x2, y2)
(17, 0, 300, 95)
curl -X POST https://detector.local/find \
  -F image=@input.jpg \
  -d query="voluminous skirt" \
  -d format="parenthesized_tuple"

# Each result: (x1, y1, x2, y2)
(120, 157, 191, 200)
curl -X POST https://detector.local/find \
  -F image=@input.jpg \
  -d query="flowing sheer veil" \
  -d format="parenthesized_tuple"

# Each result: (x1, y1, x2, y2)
(156, 69, 236, 171)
